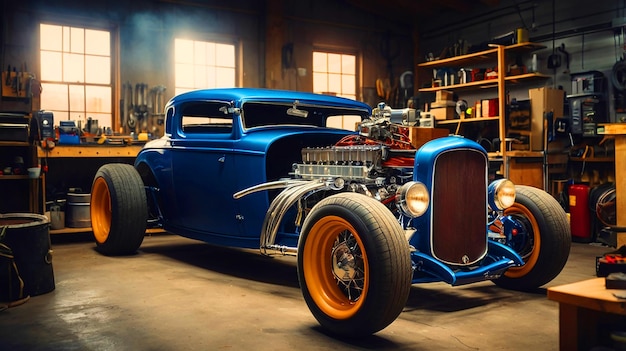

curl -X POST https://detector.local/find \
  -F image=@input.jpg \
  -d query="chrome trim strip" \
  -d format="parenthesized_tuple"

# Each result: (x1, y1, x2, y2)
(260, 180, 330, 255)
(260, 180, 329, 256)
(233, 179, 310, 199)
(234, 179, 331, 256)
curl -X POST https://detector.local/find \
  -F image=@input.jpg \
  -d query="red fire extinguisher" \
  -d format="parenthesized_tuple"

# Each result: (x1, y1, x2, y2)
(569, 184, 591, 241)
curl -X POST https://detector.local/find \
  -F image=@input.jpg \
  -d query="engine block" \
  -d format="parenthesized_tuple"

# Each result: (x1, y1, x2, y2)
(300, 144, 385, 167)
(296, 144, 385, 181)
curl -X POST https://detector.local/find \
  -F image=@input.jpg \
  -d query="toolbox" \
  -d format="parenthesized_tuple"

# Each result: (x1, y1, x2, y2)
(58, 120, 80, 145)
(596, 245, 626, 277)
(0, 113, 29, 142)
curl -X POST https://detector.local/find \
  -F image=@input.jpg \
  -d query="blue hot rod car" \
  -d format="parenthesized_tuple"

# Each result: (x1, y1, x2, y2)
(90, 88, 571, 336)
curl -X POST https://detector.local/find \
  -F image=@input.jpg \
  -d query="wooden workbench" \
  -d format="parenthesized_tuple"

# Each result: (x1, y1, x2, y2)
(37, 144, 144, 234)
(38, 144, 144, 158)
(547, 278, 626, 350)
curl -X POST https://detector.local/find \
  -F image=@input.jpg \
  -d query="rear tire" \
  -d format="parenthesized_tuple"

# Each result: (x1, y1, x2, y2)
(494, 185, 571, 290)
(297, 193, 412, 337)
(91, 164, 147, 255)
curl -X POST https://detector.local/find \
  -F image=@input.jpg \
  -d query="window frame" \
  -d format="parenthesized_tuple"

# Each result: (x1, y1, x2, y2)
(173, 37, 240, 95)
(312, 48, 362, 130)
(312, 49, 359, 100)
(38, 21, 117, 130)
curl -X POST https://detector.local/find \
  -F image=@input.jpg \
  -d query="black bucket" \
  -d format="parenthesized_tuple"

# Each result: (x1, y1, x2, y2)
(0, 213, 55, 301)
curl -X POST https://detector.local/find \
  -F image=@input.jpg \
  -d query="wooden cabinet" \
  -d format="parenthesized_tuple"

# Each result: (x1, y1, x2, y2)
(417, 43, 549, 175)
(0, 140, 42, 214)
(1, 71, 40, 213)
(505, 150, 569, 192)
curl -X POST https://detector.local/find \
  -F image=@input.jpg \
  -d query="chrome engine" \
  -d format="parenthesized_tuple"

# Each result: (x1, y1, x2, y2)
(294, 136, 416, 204)
(294, 104, 416, 186)
(296, 144, 386, 181)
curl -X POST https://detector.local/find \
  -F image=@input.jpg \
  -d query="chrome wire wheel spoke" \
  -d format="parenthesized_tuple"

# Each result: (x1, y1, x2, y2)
(331, 230, 365, 302)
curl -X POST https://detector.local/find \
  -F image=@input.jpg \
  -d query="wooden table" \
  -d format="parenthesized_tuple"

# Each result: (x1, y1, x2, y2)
(547, 277, 626, 350)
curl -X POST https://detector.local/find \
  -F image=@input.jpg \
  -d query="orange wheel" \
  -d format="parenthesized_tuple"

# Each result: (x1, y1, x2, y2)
(91, 176, 112, 244)
(494, 185, 571, 290)
(297, 193, 412, 337)
(302, 215, 368, 320)
(502, 202, 541, 278)
(90, 164, 147, 256)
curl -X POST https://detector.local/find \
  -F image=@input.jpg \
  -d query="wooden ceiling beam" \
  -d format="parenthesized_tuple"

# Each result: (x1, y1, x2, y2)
(427, 0, 472, 13)
(480, 0, 501, 6)
(344, 0, 501, 22)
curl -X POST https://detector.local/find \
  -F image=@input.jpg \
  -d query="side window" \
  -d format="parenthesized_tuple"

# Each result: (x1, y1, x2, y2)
(180, 102, 233, 134)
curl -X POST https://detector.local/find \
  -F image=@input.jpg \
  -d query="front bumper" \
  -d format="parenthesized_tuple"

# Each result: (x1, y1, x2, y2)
(410, 240, 525, 285)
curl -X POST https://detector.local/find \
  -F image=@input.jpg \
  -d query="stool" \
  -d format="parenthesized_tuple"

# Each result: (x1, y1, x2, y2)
(551, 179, 569, 198)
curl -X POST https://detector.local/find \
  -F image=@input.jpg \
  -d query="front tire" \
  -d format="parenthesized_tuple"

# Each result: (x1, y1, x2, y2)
(91, 164, 148, 255)
(494, 185, 571, 290)
(297, 193, 412, 337)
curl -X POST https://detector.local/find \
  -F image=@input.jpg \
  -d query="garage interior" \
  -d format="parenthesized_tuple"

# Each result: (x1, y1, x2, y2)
(1, 0, 626, 350)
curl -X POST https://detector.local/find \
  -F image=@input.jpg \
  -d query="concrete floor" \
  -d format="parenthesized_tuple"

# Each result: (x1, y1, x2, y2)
(0, 232, 614, 351)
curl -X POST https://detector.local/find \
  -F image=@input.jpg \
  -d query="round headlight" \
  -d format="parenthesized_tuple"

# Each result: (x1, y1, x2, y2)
(331, 177, 345, 190)
(488, 179, 516, 211)
(396, 181, 430, 217)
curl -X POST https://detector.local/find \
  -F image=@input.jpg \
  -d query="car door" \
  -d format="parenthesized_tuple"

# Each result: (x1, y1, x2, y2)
(169, 101, 241, 237)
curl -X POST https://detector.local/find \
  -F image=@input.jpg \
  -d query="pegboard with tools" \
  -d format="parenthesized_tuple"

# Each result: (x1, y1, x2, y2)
(2, 65, 34, 98)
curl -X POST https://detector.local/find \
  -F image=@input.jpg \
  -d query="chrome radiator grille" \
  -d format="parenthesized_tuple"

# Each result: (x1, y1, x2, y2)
(431, 149, 488, 265)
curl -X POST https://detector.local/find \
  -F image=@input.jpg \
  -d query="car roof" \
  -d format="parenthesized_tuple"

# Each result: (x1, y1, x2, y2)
(167, 88, 372, 112)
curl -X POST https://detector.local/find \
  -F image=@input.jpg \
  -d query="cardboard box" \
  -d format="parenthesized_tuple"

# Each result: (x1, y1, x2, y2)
(481, 98, 498, 117)
(429, 107, 455, 120)
(529, 87, 564, 151)
(435, 90, 453, 102)
(407, 127, 449, 149)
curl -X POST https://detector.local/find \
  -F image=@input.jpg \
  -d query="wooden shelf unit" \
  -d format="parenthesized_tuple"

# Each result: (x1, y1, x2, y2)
(0, 129, 42, 214)
(435, 116, 500, 125)
(417, 42, 549, 178)
(417, 72, 550, 93)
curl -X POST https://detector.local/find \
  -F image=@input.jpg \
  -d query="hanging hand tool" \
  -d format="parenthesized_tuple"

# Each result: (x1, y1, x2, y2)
(11, 67, 17, 93)
(557, 44, 570, 74)
(139, 83, 149, 131)
(379, 31, 400, 105)
(121, 82, 126, 133)
(376, 78, 385, 99)
(580, 144, 592, 177)
(4, 65, 11, 86)
(126, 82, 136, 130)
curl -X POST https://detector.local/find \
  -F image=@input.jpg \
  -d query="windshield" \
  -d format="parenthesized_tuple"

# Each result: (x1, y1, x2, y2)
(241, 101, 366, 130)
